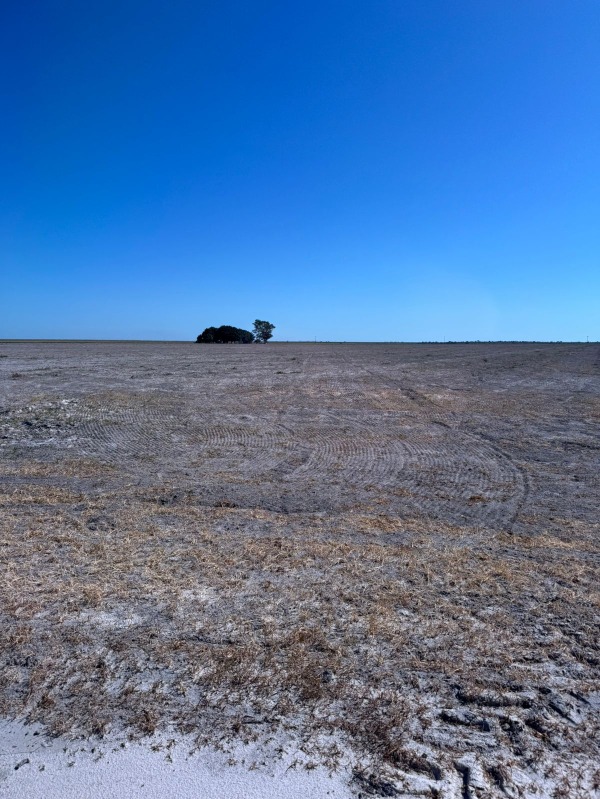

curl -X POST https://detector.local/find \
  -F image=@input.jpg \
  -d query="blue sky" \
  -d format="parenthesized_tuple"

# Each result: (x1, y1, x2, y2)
(2, 1, 599, 341)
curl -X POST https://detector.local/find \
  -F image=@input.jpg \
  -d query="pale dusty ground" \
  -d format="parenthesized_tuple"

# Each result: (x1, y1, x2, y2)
(0, 718, 353, 799)
(0, 342, 599, 797)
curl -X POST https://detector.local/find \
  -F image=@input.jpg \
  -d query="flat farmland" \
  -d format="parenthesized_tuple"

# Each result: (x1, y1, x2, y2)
(1, 342, 598, 796)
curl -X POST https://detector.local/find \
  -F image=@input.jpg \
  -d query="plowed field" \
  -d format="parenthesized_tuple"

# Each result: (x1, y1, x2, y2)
(1, 342, 598, 796)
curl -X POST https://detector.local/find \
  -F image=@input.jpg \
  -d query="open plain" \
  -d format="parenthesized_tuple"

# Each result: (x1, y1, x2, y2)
(0, 341, 598, 797)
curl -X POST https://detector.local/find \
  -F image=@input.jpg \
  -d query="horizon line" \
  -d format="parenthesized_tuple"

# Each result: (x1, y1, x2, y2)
(1, 339, 597, 345)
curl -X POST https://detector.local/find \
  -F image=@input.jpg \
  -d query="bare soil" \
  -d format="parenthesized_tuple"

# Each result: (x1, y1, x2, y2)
(1, 342, 598, 796)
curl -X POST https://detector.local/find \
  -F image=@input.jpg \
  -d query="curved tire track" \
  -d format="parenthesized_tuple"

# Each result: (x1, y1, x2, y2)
(355, 364, 529, 528)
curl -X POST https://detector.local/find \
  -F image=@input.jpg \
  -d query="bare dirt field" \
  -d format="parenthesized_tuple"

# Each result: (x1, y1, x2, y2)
(0, 341, 598, 797)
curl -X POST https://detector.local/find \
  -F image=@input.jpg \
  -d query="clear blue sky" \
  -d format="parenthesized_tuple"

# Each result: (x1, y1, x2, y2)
(2, 1, 599, 341)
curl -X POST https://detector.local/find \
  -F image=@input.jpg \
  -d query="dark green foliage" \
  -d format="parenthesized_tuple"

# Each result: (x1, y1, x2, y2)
(252, 320, 275, 343)
(196, 326, 218, 343)
(196, 325, 254, 343)
(236, 328, 255, 343)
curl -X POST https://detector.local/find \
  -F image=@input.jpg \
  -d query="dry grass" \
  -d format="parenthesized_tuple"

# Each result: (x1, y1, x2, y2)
(1, 486, 598, 795)
(1, 342, 599, 796)
(0, 457, 114, 479)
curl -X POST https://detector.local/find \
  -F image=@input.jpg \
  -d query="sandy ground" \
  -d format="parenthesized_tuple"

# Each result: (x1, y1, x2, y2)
(0, 342, 599, 797)
(0, 718, 353, 798)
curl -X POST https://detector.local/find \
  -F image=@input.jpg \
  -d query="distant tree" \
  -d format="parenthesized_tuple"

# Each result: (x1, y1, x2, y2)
(237, 328, 255, 344)
(217, 325, 243, 343)
(252, 320, 275, 343)
(196, 325, 254, 343)
(196, 326, 218, 343)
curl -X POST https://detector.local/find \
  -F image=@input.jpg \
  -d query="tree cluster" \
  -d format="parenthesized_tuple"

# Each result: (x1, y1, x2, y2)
(196, 325, 254, 344)
(196, 320, 275, 344)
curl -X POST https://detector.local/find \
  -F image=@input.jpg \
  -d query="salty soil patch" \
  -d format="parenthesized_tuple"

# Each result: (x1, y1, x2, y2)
(0, 342, 599, 796)
(0, 718, 353, 799)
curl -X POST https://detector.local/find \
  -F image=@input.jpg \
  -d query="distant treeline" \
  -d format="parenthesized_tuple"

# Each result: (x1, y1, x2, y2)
(196, 325, 254, 343)
(196, 319, 275, 344)
(196, 320, 275, 344)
